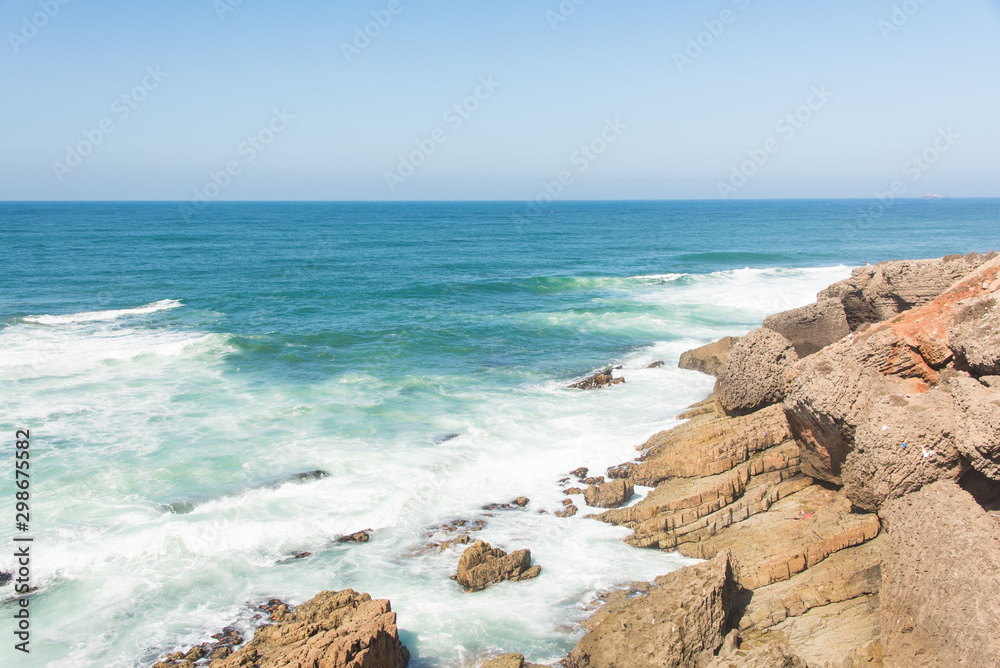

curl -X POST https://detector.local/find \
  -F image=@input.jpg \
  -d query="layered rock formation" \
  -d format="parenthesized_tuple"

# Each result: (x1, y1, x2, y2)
(209, 589, 409, 668)
(565, 554, 734, 668)
(559, 253, 1000, 667)
(455, 541, 541, 592)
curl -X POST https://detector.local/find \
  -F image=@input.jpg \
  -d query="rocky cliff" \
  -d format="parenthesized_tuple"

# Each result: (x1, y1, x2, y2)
(556, 252, 1000, 667)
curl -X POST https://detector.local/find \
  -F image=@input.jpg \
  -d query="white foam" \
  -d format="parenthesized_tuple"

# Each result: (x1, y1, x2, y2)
(22, 299, 182, 325)
(0, 265, 859, 667)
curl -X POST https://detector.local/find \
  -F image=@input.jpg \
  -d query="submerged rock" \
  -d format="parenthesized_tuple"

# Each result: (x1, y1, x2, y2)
(337, 529, 372, 543)
(455, 541, 540, 592)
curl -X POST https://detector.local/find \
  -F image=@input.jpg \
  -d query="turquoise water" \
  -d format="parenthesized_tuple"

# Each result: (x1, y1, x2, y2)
(0, 200, 997, 667)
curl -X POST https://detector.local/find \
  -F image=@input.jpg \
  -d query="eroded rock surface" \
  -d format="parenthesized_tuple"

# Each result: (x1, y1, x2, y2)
(764, 298, 850, 358)
(678, 336, 737, 377)
(565, 554, 733, 668)
(716, 328, 799, 416)
(880, 481, 1000, 667)
(209, 589, 409, 668)
(455, 541, 540, 592)
(583, 479, 633, 509)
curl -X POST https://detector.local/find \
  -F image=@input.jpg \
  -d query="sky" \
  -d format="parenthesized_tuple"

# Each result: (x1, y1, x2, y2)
(1, 0, 999, 201)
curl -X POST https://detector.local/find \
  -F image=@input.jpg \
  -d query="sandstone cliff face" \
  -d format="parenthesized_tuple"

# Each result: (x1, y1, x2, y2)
(571, 253, 1000, 668)
(565, 554, 733, 668)
(209, 589, 409, 668)
(786, 254, 1000, 493)
(831, 253, 994, 331)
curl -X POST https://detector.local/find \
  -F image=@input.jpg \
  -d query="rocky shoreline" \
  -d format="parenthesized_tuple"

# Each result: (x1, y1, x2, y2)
(152, 252, 1000, 667)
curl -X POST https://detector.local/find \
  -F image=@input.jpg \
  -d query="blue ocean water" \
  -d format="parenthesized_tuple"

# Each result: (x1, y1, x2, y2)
(0, 199, 997, 667)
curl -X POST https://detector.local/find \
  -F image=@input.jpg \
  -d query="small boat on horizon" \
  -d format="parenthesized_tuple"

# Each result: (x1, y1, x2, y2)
(923, 194, 941, 199)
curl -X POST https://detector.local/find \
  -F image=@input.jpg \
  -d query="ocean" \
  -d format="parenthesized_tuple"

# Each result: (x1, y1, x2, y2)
(1, 199, 997, 667)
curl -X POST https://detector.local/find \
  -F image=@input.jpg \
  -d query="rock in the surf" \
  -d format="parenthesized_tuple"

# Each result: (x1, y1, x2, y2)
(584, 478, 634, 509)
(209, 589, 409, 668)
(455, 541, 541, 592)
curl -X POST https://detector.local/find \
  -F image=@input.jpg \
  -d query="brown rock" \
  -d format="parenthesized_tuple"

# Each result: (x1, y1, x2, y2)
(570, 467, 589, 478)
(678, 485, 880, 591)
(842, 388, 965, 512)
(736, 536, 883, 642)
(209, 589, 409, 668)
(583, 479, 633, 509)
(678, 336, 738, 377)
(763, 298, 851, 357)
(183, 646, 206, 661)
(783, 340, 893, 484)
(598, 441, 806, 551)
(879, 481, 1000, 666)
(948, 375, 1000, 480)
(337, 529, 372, 543)
(626, 403, 791, 486)
(556, 504, 578, 518)
(834, 254, 994, 331)
(513, 496, 530, 507)
(209, 646, 232, 661)
(703, 633, 807, 667)
(949, 290, 1000, 375)
(752, 594, 882, 668)
(717, 328, 799, 416)
(646, 360, 665, 368)
(565, 554, 733, 668)
(786, 254, 1000, 485)
(563, 487, 584, 496)
(481, 653, 524, 668)
(569, 369, 624, 390)
(454, 541, 540, 592)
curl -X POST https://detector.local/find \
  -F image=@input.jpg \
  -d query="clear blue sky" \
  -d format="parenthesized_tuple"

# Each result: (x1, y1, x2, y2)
(2, 0, 999, 200)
